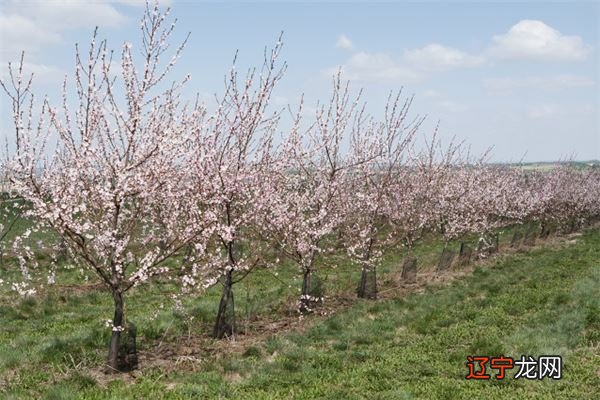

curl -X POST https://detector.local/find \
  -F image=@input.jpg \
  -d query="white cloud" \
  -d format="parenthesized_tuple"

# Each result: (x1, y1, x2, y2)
(527, 103, 595, 119)
(327, 42, 484, 85)
(420, 90, 468, 112)
(3, 0, 128, 32)
(113, 0, 173, 6)
(489, 20, 591, 62)
(577, 103, 595, 117)
(528, 103, 560, 119)
(423, 89, 441, 99)
(0, 0, 145, 62)
(404, 43, 484, 71)
(336, 34, 354, 50)
(325, 20, 591, 88)
(324, 52, 421, 84)
(438, 100, 468, 112)
(484, 74, 596, 91)
(0, 61, 65, 86)
(0, 14, 62, 55)
(0, 0, 156, 86)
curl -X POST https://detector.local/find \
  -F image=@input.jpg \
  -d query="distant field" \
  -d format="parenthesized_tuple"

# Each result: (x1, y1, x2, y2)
(510, 161, 599, 171)
(516, 163, 562, 171)
(1, 226, 598, 399)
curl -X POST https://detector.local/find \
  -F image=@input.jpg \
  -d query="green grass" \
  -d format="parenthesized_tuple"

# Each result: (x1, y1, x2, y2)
(0, 228, 599, 399)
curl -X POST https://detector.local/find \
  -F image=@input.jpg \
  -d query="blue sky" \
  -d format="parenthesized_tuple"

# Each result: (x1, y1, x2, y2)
(1, 0, 598, 162)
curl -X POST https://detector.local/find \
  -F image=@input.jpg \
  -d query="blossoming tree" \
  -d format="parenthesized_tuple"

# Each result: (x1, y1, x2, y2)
(184, 39, 286, 338)
(267, 76, 373, 313)
(1, 4, 210, 372)
(341, 91, 423, 298)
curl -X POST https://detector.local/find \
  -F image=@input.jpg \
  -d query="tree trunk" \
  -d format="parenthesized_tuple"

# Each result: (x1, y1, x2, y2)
(107, 290, 124, 373)
(540, 220, 546, 238)
(357, 266, 367, 298)
(437, 241, 455, 272)
(299, 268, 312, 313)
(357, 264, 377, 299)
(491, 232, 499, 253)
(458, 241, 472, 265)
(213, 270, 235, 339)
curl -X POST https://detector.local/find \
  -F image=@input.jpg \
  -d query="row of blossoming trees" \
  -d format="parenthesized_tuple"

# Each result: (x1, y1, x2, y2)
(1, 4, 599, 372)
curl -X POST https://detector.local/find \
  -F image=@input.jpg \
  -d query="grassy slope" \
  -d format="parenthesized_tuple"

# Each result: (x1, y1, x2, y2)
(0, 229, 599, 399)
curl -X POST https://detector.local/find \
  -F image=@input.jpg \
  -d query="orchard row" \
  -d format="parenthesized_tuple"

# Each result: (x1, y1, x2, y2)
(1, 3, 598, 372)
